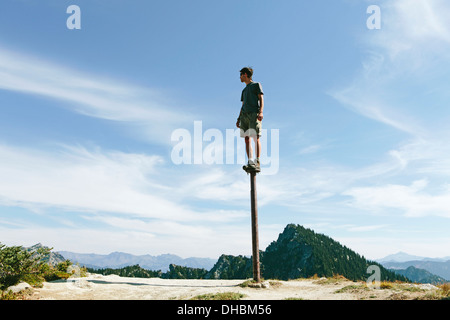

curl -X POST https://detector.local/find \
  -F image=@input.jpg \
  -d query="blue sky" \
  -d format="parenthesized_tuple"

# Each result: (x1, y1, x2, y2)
(0, 0, 449, 260)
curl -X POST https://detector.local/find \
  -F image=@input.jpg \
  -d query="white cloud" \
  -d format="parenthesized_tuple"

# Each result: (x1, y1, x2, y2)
(376, 0, 450, 58)
(344, 179, 450, 218)
(0, 143, 245, 222)
(330, 0, 450, 136)
(0, 221, 276, 258)
(346, 225, 389, 232)
(325, 1, 450, 223)
(329, 84, 423, 136)
(299, 144, 322, 155)
(0, 48, 195, 144)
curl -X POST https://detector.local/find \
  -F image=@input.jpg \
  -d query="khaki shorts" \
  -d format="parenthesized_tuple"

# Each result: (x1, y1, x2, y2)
(240, 112, 262, 138)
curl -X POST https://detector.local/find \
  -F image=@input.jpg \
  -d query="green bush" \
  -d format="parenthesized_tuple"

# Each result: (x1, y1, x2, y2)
(0, 242, 78, 298)
(0, 243, 50, 291)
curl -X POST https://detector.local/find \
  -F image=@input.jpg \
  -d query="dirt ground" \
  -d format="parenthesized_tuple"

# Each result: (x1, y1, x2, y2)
(27, 273, 442, 300)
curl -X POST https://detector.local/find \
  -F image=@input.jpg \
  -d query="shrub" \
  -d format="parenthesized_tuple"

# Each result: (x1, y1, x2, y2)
(190, 292, 245, 300)
(380, 281, 394, 289)
(438, 283, 450, 298)
(0, 243, 50, 291)
(0, 242, 78, 298)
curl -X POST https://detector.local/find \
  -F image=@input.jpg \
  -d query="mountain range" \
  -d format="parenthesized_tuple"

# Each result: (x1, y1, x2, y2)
(375, 251, 450, 283)
(377, 251, 450, 263)
(27, 224, 448, 284)
(57, 251, 216, 272)
(381, 260, 450, 282)
(391, 266, 448, 284)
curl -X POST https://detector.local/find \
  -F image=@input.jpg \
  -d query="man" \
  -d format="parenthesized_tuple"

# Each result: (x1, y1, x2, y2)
(236, 67, 264, 172)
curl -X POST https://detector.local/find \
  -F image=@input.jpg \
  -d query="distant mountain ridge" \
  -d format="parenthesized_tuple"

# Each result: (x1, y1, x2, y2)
(390, 266, 448, 284)
(382, 260, 450, 281)
(377, 252, 450, 281)
(377, 251, 450, 263)
(57, 250, 216, 272)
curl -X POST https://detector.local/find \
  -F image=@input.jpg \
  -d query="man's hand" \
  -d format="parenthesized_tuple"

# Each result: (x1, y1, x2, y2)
(257, 113, 263, 121)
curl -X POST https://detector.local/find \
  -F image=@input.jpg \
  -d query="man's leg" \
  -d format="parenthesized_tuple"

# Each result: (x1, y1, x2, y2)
(243, 136, 257, 171)
(245, 136, 253, 160)
(254, 136, 261, 159)
(253, 136, 261, 171)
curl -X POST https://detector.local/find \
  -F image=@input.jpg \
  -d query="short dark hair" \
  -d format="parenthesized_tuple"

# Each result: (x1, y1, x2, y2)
(240, 67, 253, 79)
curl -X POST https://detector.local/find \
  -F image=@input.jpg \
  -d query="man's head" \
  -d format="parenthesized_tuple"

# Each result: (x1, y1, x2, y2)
(240, 67, 253, 83)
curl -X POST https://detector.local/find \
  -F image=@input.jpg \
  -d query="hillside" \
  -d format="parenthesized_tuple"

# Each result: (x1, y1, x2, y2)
(26, 243, 66, 266)
(262, 224, 406, 281)
(391, 266, 448, 284)
(205, 224, 408, 282)
(89, 264, 209, 280)
(383, 260, 450, 281)
(204, 254, 253, 279)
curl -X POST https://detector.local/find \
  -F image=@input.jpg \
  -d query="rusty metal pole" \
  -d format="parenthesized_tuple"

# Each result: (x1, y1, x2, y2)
(250, 171, 261, 283)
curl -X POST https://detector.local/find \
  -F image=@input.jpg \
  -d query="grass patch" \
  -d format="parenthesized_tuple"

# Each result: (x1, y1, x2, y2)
(269, 281, 282, 288)
(239, 279, 281, 288)
(334, 284, 367, 294)
(190, 292, 245, 300)
(400, 285, 426, 293)
(314, 274, 350, 285)
(417, 283, 450, 300)
(438, 283, 450, 296)
(239, 279, 258, 288)
(380, 281, 394, 289)
(0, 287, 34, 300)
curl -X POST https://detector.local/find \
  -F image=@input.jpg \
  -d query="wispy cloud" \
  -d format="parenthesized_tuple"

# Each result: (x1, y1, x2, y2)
(0, 143, 246, 223)
(375, 0, 450, 57)
(344, 179, 450, 218)
(329, 0, 450, 137)
(0, 48, 194, 144)
(329, 85, 423, 136)
(0, 217, 278, 258)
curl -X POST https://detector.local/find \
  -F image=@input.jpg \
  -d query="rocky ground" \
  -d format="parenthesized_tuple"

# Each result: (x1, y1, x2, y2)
(12, 273, 445, 300)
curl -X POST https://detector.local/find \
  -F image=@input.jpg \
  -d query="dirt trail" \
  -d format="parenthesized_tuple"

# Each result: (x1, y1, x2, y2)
(28, 274, 440, 300)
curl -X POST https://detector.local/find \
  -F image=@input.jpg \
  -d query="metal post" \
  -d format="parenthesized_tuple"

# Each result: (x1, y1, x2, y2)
(250, 171, 261, 283)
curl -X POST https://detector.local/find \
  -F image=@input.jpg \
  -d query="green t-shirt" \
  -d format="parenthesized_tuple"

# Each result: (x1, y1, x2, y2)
(241, 82, 264, 113)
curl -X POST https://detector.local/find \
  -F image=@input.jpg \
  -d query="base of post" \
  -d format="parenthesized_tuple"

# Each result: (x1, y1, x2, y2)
(247, 281, 270, 289)
(243, 165, 260, 174)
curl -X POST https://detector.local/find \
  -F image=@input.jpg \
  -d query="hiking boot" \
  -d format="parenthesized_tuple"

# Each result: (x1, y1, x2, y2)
(255, 159, 261, 172)
(243, 159, 256, 172)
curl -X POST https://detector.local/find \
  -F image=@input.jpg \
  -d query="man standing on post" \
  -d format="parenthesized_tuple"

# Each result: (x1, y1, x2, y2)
(236, 67, 264, 172)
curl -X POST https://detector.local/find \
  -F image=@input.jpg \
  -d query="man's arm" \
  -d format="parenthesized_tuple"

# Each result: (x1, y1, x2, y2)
(236, 102, 244, 128)
(257, 93, 264, 121)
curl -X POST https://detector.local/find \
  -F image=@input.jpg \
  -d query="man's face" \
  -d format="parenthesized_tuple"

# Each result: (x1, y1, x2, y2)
(240, 72, 248, 83)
